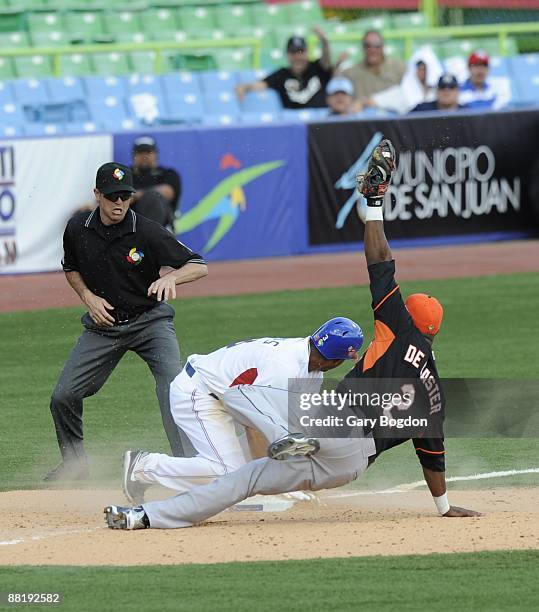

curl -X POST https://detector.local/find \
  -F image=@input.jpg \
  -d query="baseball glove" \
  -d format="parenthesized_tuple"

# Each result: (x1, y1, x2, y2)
(356, 138, 396, 203)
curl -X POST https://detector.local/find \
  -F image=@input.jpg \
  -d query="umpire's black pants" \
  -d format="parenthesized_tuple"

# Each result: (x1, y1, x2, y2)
(49, 302, 194, 464)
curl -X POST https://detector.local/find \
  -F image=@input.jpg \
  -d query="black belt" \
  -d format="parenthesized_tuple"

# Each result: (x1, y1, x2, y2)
(113, 311, 139, 326)
(185, 362, 219, 400)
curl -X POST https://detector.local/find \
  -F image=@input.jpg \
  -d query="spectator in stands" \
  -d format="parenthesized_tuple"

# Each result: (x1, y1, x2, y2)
(364, 46, 442, 114)
(459, 51, 500, 109)
(342, 30, 406, 107)
(235, 28, 333, 109)
(130, 137, 181, 231)
(326, 76, 357, 116)
(410, 74, 465, 113)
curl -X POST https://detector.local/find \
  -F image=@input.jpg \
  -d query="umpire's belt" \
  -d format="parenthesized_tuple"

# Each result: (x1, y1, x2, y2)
(113, 310, 142, 326)
(185, 362, 219, 400)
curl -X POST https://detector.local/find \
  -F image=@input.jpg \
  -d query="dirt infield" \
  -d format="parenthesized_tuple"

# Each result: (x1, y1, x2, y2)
(1, 240, 539, 313)
(0, 487, 537, 565)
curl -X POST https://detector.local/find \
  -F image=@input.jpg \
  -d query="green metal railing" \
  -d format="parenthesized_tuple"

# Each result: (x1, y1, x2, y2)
(0, 38, 263, 76)
(1, 20, 539, 78)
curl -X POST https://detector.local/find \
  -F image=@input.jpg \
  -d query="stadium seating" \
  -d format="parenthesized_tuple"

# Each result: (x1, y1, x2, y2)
(0, 1, 537, 134)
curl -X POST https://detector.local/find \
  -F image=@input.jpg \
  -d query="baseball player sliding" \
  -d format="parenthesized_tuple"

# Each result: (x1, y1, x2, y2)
(120, 318, 364, 505)
(104, 139, 481, 530)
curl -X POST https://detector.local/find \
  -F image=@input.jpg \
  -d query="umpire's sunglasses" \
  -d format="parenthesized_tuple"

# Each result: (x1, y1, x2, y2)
(101, 191, 133, 202)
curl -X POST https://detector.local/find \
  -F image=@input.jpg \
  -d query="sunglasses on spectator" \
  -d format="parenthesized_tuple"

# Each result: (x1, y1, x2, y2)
(363, 42, 383, 48)
(102, 191, 133, 202)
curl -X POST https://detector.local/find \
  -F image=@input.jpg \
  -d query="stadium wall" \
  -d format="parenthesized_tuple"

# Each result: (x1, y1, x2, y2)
(0, 109, 537, 274)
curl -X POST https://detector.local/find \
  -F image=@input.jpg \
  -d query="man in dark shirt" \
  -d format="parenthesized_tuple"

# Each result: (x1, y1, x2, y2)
(411, 74, 466, 113)
(344, 139, 480, 517)
(130, 136, 181, 230)
(45, 162, 207, 481)
(235, 29, 333, 109)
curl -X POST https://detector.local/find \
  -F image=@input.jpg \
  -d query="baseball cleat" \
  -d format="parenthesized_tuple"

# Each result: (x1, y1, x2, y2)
(122, 450, 150, 505)
(104, 505, 149, 530)
(267, 434, 320, 460)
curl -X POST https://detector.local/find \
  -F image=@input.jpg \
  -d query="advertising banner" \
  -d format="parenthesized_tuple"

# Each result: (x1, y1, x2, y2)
(308, 110, 539, 248)
(114, 124, 308, 261)
(0, 135, 113, 274)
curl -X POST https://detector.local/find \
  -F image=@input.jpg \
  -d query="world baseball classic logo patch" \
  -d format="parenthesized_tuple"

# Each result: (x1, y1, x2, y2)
(113, 168, 125, 181)
(126, 247, 144, 265)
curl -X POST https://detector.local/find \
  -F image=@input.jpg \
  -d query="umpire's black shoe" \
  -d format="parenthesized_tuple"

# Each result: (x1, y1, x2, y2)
(43, 460, 89, 482)
(267, 434, 320, 461)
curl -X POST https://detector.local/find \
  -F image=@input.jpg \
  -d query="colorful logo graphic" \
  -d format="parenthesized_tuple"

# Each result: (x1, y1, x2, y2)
(174, 153, 283, 253)
(126, 247, 144, 265)
(113, 168, 125, 181)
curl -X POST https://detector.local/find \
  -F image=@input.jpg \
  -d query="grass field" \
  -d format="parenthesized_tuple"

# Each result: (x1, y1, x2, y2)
(1, 272, 538, 611)
(1, 550, 537, 611)
(1, 272, 538, 490)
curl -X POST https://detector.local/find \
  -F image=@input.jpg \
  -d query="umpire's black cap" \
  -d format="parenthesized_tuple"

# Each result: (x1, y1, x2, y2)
(95, 162, 136, 196)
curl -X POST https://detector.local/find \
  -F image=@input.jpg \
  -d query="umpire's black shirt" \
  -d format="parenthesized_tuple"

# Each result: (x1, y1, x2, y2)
(62, 208, 205, 317)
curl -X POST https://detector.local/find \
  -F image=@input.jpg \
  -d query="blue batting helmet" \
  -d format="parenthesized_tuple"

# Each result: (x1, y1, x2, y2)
(310, 317, 364, 360)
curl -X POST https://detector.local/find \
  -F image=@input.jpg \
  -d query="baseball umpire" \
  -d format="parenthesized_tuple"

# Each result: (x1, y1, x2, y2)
(44, 162, 207, 481)
(104, 140, 481, 530)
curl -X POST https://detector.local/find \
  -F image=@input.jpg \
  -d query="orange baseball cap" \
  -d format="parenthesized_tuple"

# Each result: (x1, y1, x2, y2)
(405, 293, 444, 336)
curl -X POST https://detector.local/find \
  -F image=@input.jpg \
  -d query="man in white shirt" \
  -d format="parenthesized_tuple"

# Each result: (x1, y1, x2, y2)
(120, 318, 364, 504)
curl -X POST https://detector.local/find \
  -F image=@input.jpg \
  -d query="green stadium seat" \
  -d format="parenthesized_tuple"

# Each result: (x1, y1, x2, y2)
(64, 11, 105, 43)
(391, 12, 427, 30)
(349, 15, 390, 33)
(141, 7, 179, 39)
(215, 47, 252, 71)
(0, 31, 30, 47)
(384, 40, 405, 58)
(30, 30, 70, 47)
(149, 28, 188, 43)
(60, 52, 94, 77)
(0, 10, 26, 33)
(164, 51, 217, 72)
(287, 1, 324, 26)
(329, 41, 362, 67)
(440, 37, 518, 59)
(251, 3, 289, 28)
(13, 54, 54, 78)
(327, 22, 353, 37)
(112, 31, 148, 44)
(214, 4, 253, 33)
(129, 50, 157, 74)
(177, 6, 217, 32)
(0, 56, 15, 79)
(27, 11, 64, 35)
(411, 40, 445, 58)
(104, 10, 143, 37)
(90, 51, 131, 75)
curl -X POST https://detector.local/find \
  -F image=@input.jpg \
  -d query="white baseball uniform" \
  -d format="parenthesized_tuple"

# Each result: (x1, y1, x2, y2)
(133, 337, 323, 493)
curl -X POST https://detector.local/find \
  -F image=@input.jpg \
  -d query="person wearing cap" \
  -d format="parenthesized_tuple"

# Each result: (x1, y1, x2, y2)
(459, 51, 505, 110)
(341, 30, 406, 108)
(326, 76, 357, 116)
(410, 74, 466, 113)
(44, 162, 207, 482)
(130, 136, 181, 231)
(342, 138, 481, 519)
(235, 27, 333, 109)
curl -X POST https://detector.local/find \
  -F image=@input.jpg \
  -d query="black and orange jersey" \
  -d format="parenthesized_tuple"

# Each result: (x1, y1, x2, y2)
(343, 260, 446, 471)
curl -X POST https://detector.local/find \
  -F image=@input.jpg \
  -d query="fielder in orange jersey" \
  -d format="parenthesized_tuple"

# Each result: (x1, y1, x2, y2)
(344, 138, 481, 517)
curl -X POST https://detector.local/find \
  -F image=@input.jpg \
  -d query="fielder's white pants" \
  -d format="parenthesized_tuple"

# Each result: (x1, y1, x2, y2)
(133, 367, 247, 493)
